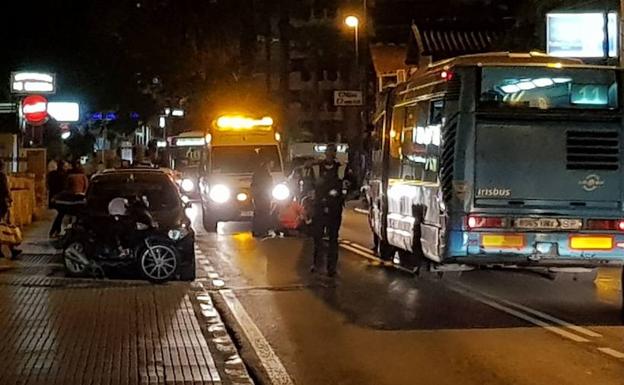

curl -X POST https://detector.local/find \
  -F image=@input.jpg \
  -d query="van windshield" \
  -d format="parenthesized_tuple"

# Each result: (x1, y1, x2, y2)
(211, 145, 282, 174)
(479, 66, 619, 111)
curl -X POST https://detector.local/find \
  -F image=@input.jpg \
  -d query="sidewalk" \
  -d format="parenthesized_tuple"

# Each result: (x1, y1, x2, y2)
(0, 215, 222, 385)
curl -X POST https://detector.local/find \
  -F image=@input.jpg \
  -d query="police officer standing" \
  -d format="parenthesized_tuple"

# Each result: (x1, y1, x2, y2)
(251, 149, 274, 237)
(311, 144, 349, 277)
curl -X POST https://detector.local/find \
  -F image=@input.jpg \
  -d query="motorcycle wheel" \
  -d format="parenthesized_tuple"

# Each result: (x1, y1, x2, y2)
(138, 243, 179, 283)
(63, 240, 89, 276)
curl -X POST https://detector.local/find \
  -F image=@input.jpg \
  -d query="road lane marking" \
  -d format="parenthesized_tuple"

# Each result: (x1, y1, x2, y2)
(597, 347, 624, 359)
(342, 239, 602, 344)
(220, 289, 295, 385)
(445, 284, 590, 343)
(452, 282, 603, 339)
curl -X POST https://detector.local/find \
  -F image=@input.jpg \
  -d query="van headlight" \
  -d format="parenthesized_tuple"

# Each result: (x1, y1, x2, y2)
(272, 184, 290, 201)
(209, 184, 230, 203)
(181, 178, 195, 192)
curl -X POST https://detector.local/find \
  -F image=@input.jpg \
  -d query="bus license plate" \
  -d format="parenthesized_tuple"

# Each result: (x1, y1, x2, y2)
(515, 218, 582, 230)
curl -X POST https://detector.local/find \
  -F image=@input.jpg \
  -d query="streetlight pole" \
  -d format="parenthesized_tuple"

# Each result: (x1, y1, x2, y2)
(345, 15, 360, 65)
(354, 24, 359, 66)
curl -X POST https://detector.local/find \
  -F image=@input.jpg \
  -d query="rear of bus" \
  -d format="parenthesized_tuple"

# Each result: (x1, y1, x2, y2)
(447, 62, 624, 267)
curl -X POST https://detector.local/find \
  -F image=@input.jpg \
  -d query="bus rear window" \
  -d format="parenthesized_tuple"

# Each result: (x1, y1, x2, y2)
(479, 66, 618, 110)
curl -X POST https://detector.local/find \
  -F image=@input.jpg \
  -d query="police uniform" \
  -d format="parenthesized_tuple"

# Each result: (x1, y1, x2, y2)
(312, 159, 345, 276)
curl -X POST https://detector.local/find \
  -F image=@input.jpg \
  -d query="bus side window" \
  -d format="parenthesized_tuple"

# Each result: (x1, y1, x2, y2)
(388, 107, 405, 179)
(430, 100, 444, 125)
(371, 116, 384, 179)
(423, 100, 443, 182)
(399, 103, 426, 181)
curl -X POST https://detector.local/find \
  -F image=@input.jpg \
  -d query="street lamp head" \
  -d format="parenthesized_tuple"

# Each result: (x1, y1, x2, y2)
(345, 15, 359, 28)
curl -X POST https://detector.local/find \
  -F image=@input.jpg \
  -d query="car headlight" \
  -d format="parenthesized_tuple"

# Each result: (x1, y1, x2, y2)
(181, 178, 195, 192)
(209, 184, 230, 203)
(272, 184, 290, 201)
(168, 227, 190, 241)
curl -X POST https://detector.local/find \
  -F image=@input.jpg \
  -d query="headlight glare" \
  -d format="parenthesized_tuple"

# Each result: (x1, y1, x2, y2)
(210, 184, 230, 203)
(272, 184, 290, 201)
(181, 178, 195, 192)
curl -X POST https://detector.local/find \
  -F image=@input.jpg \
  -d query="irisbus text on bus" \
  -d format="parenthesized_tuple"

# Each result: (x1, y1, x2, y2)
(368, 52, 624, 278)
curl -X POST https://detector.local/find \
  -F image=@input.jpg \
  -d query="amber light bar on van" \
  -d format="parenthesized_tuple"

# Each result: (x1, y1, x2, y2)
(585, 219, 624, 231)
(466, 216, 507, 229)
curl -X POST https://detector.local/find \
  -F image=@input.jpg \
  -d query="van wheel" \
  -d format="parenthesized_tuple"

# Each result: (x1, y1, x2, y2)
(202, 206, 218, 233)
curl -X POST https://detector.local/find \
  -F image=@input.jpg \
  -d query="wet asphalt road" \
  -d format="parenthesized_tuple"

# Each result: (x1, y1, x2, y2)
(189, 204, 624, 385)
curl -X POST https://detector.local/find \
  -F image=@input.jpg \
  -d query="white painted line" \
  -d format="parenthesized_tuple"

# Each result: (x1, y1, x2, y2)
(597, 347, 624, 359)
(343, 241, 375, 255)
(446, 284, 590, 343)
(220, 289, 295, 385)
(340, 244, 379, 262)
(457, 284, 603, 339)
(343, 240, 604, 341)
(354, 208, 369, 215)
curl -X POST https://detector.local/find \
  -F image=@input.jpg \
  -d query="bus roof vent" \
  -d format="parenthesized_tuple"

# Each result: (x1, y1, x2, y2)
(566, 130, 619, 171)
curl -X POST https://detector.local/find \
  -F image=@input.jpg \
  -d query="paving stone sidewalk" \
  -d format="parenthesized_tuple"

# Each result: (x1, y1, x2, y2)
(0, 215, 222, 385)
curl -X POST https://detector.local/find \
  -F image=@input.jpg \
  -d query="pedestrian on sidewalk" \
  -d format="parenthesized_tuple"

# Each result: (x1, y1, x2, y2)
(49, 160, 88, 238)
(0, 160, 21, 259)
(47, 159, 66, 208)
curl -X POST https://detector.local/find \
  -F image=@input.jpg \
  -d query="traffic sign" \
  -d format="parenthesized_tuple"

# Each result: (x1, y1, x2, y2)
(11, 72, 56, 94)
(334, 90, 363, 106)
(0, 103, 16, 114)
(22, 95, 48, 126)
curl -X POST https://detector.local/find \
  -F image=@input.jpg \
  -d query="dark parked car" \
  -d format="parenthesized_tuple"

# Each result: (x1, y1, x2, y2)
(63, 167, 196, 281)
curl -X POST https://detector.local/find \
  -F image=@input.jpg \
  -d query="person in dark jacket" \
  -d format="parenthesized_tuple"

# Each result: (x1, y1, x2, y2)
(49, 161, 87, 238)
(47, 160, 67, 208)
(251, 150, 274, 237)
(311, 144, 347, 277)
(0, 160, 21, 259)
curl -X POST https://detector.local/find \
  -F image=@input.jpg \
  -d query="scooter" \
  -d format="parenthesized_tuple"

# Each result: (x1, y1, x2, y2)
(62, 196, 180, 283)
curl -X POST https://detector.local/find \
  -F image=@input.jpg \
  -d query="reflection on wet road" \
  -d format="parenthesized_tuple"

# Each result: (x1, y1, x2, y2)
(193, 205, 624, 385)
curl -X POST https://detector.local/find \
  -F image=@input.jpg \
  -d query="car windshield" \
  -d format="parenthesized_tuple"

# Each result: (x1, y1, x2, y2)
(211, 145, 281, 174)
(88, 173, 180, 213)
(479, 66, 619, 110)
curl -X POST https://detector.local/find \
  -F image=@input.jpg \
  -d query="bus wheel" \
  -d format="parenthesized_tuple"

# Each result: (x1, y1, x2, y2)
(202, 206, 218, 233)
(376, 236, 394, 262)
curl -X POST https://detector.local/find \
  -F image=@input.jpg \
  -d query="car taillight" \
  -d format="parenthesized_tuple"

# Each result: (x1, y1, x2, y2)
(467, 216, 506, 229)
(586, 219, 624, 231)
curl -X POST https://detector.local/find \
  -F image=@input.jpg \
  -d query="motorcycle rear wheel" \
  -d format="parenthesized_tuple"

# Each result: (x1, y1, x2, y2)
(138, 243, 179, 283)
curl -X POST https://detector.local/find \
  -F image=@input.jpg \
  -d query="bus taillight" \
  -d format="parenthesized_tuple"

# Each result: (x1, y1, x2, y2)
(467, 216, 506, 229)
(586, 219, 624, 231)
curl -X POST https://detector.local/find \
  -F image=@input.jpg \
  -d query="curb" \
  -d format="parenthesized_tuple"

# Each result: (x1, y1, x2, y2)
(190, 244, 255, 385)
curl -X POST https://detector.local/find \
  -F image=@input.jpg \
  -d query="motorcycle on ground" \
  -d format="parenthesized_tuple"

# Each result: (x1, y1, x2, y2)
(62, 196, 181, 283)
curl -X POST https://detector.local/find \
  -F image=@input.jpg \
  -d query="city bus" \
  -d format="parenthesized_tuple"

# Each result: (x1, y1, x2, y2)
(199, 115, 288, 232)
(368, 52, 624, 282)
(168, 130, 208, 200)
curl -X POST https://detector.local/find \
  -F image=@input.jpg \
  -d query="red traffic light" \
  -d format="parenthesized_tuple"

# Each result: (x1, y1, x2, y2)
(22, 95, 48, 126)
